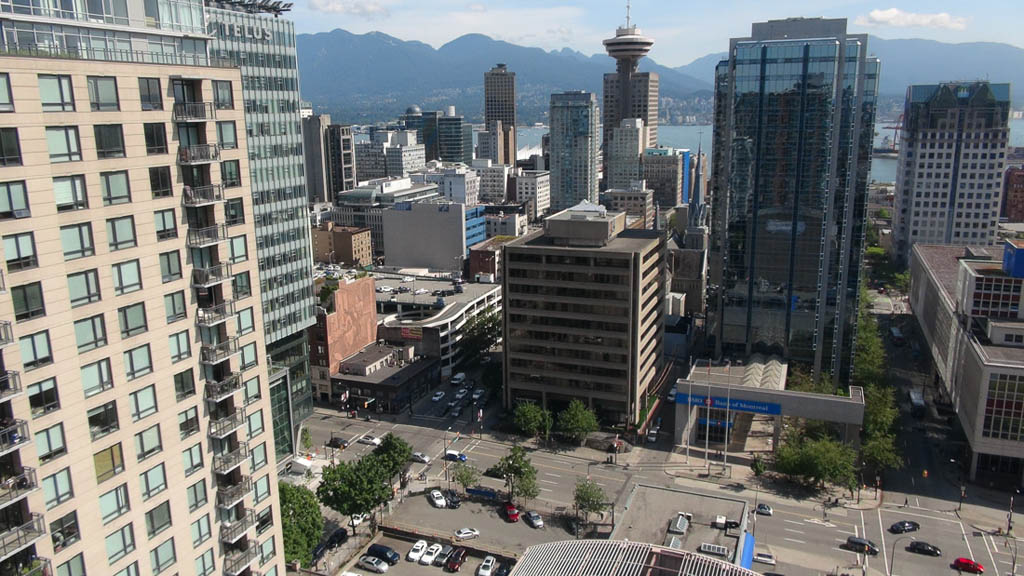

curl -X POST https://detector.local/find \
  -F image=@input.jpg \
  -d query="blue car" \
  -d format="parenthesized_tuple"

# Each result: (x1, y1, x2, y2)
(445, 450, 467, 462)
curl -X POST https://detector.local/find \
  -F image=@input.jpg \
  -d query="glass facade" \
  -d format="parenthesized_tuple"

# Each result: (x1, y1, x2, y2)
(549, 91, 599, 211)
(984, 373, 1024, 441)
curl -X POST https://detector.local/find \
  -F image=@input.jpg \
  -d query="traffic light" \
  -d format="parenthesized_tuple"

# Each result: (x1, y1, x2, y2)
(922, 469, 929, 479)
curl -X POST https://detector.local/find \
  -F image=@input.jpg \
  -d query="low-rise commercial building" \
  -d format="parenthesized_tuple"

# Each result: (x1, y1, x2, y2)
(415, 164, 480, 206)
(331, 344, 440, 413)
(469, 236, 518, 282)
(382, 202, 469, 271)
(328, 178, 440, 254)
(1005, 168, 1024, 223)
(472, 159, 513, 203)
(311, 222, 373, 266)
(309, 277, 378, 402)
(486, 211, 528, 238)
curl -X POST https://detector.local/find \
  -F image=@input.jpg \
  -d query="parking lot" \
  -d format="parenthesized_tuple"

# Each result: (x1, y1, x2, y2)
(349, 534, 514, 576)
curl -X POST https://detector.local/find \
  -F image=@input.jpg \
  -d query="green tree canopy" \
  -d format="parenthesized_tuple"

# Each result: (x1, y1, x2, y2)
(556, 399, 599, 444)
(775, 436, 857, 489)
(514, 402, 552, 440)
(280, 482, 324, 568)
(373, 433, 413, 479)
(316, 461, 378, 532)
(496, 445, 537, 502)
(861, 433, 904, 473)
(452, 463, 481, 493)
(460, 311, 501, 364)
(574, 478, 608, 521)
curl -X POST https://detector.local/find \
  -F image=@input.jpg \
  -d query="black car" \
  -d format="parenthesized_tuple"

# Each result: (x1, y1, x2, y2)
(494, 562, 512, 576)
(311, 542, 329, 566)
(907, 541, 941, 556)
(889, 520, 921, 534)
(444, 490, 462, 509)
(324, 527, 348, 548)
(326, 436, 348, 449)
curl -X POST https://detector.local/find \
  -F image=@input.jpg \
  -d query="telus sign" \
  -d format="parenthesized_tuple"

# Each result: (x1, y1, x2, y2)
(211, 22, 273, 42)
(674, 393, 781, 415)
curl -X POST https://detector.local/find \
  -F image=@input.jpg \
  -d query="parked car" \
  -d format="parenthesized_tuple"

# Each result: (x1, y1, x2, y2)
(889, 520, 921, 534)
(753, 552, 777, 566)
(478, 555, 496, 576)
(324, 527, 348, 549)
(311, 542, 329, 566)
(359, 435, 382, 446)
(432, 391, 446, 402)
(412, 452, 430, 463)
(434, 545, 455, 566)
(494, 563, 511, 576)
(756, 503, 773, 516)
(451, 373, 466, 386)
(503, 502, 520, 522)
(407, 540, 428, 562)
(368, 544, 400, 565)
(455, 388, 469, 400)
(358, 555, 388, 574)
(445, 450, 468, 462)
(326, 436, 349, 449)
(350, 513, 368, 526)
(524, 511, 543, 528)
(446, 547, 467, 572)
(420, 544, 443, 565)
(472, 388, 486, 401)
(725, 519, 741, 529)
(429, 489, 447, 508)
(452, 406, 464, 418)
(454, 528, 480, 540)
(415, 288, 430, 295)
(953, 558, 984, 573)
(845, 536, 879, 555)
(907, 541, 941, 556)
(444, 489, 462, 509)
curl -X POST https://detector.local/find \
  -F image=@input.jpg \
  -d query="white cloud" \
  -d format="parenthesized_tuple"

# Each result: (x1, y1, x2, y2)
(466, 2, 486, 12)
(308, 0, 390, 19)
(855, 8, 968, 30)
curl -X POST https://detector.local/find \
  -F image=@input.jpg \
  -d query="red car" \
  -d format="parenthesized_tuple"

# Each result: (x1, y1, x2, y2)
(503, 502, 520, 522)
(953, 558, 984, 573)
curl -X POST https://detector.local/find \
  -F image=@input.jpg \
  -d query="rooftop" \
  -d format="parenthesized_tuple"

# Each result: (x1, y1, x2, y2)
(374, 275, 500, 329)
(469, 236, 518, 252)
(686, 355, 788, 391)
(912, 244, 1000, 305)
(511, 538, 758, 576)
(332, 344, 436, 387)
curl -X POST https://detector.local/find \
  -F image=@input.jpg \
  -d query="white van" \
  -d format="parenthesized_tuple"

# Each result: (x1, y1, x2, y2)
(450, 373, 466, 386)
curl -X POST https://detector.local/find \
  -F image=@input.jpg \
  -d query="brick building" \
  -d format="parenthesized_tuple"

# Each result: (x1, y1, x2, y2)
(309, 277, 378, 402)
(1005, 168, 1024, 222)
(311, 222, 373, 266)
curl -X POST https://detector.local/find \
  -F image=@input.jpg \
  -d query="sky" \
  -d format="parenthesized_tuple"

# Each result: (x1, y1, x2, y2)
(289, 0, 1023, 67)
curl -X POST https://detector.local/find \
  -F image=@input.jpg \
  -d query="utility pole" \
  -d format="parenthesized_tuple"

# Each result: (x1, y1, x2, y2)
(1009, 493, 1016, 535)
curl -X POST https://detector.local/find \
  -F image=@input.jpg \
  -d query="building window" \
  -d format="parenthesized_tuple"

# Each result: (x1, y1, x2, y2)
(60, 223, 95, 260)
(178, 406, 198, 439)
(129, 384, 156, 420)
(244, 376, 261, 405)
(241, 342, 257, 371)
(106, 216, 137, 250)
(145, 501, 172, 538)
(150, 537, 176, 575)
(159, 251, 181, 282)
(113, 562, 139, 576)
(55, 175, 88, 211)
(118, 302, 148, 338)
(221, 159, 241, 187)
(99, 483, 130, 523)
(186, 480, 206, 511)
(112, 259, 142, 295)
(0, 180, 28, 219)
(43, 467, 73, 509)
(217, 121, 237, 149)
(182, 443, 202, 476)
(68, 269, 101, 307)
(174, 369, 195, 401)
(233, 272, 251, 298)
(225, 198, 244, 225)
(39, 75, 74, 112)
(144, 123, 167, 154)
(169, 330, 190, 363)
(983, 372, 1024, 441)
(236, 307, 255, 335)
(0, 128, 18, 168)
(4, 232, 36, 270)
(36, 422, 66, 462)
(149, 166, 172, 198)
(254, 474, 271, 503)
(46, 126, 81, 162)
(94, 442, 124, 483)
(87, 76, 119, 111)
(255, 505, 273, 534)
(164, 291, 186, 323)
(0, 73, 10, 112)
(229, 235, 247, 263)
(194, 547, 214, 576)
(52, 517, 82, 556)
(247, 408, 263, 438)
(134, 424, 162, 461)
(94, 125, 125, 158)
(20, 330, 53, 370)
(87, 401, 119, 441)
(74, 314, 106, 352)
(139, 463, 166, 500)
(28, 377, 59, 417)
(213, 80, 233, 109)
(101, 170, 131, 204)
(124, 345, 153, 381)
(139, 78, 162, 111)
(12, 282, 45, 321)
(82, 358, 114, 397)
(105, 523, 135, 563)
(260, 536, 276, 565)
(154, 208, 177, 240)
(250, 442, 267, 471)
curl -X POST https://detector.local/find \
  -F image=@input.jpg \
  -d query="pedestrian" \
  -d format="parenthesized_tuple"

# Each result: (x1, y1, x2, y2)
(904, 496, 909, 507)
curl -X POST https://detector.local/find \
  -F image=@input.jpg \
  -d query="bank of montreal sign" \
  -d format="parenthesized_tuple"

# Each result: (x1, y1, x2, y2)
(674, 393, 782, 415)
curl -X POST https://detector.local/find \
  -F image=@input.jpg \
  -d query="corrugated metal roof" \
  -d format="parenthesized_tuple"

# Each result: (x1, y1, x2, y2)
(510, 540, 761, 576)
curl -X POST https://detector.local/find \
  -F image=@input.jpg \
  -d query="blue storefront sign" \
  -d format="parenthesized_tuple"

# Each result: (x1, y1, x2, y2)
(697, 417, 733, 429)
(675, 392, 782, 415)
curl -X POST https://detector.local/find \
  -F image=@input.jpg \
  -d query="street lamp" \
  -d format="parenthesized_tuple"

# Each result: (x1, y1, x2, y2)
(890, 535, 915, 576)
(444, 426, 453, 490)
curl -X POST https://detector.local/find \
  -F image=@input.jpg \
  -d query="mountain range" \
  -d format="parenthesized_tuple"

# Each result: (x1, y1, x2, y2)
(296, 29, 1023, 125)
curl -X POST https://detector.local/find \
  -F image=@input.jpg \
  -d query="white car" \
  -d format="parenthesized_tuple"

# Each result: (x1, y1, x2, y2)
(454, 528, 480, 540)
(420, 543, 442, 565)
(753, 552, 777, 566)
(411, 452, 430, 464)
(414, 288, 430, 295)
(350, 513, 368, 526)
(455, 388, 468, 400)
(429, 489, 447, 508)
(407, 540, 427, 562)
(478, 555, 496, 576)
(402, 276, 415, 283)
(471, 388, 486, 401)
(358, 555, 389, 573)
(359, 435, 381, 446)
(431, 391, 446, 402)
(524, 511, 544, 528)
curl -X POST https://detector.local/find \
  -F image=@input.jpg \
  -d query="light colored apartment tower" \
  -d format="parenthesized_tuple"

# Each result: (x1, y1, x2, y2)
(605, 118, 644, 191)
(893, 82, 1011, 263)
(483, 64, 517, 165)
(325, 124, 357, 198)
(514, 170, 550, 221)
(602, 18, 658, 178)
(384, 131, 425, 179)
(471, 159, 511, 203)
(502, 201, 665, 424)
(549, 92, 599, 211)
(642, 147, 683, 208)
(0, 52, 284, 576)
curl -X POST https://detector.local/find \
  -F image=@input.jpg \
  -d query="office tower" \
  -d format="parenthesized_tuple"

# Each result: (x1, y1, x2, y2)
(302, 112, 331, 203)
(355, 137, 388, 182)
(438, 112, 472, 164)
(600, 182, 655, 229)
(484, 64, 517, 165)
(384, 131, 425, 178)
(1005, 168, 1024, 222)
(503, 202, 665, 424)
(0, 18, 286, 576)
(602, 16, 658, 178)
(421, 111, 441, 162)
(606, 119, 644, 190)
(892, 82, 1011, 261)
(325, 124, 356, 198)
(207, 2, 315, 460)
(643, 147, 683, 208)
(708, 18, 879, 382)
(549, 92, 600, 211)
(419, 166, 480, 206)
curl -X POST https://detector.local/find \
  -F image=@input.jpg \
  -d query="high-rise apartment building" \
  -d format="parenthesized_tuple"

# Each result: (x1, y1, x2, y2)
(605, 119, 644, 191)
(708, 18, 879, 382)
(602, 18, 658, 178)
(356, 131, 424, 182)
(325, 124, 356, 198)
(483, 64, 517, 165)
(892, 82, 1011, 261)
(0, 22, 285, 576)
(549, 92, 599, 211)
(503, 202, 665, 424)
(206, 3, 315, 460)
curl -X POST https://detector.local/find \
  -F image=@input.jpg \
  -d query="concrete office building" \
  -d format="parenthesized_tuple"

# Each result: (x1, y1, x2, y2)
(328, 178, 439, 255)
(0, 45, 285, 576)
(472, 159, 512, 203)
(893, 82, 1011, 262)
(382, 202, 468, 271)
(503, 201, 665, 424)
(708, 18, 879, 382)
(486, 211, 527, 238)
(549, 92, 600, 211)
(642, 147, 683, 208)
(417, 165, 480, 206)
(301, 112, 331, 204)
(600, 182, 655, 229)
(515, 170, 551, 221)
(325, 124, 356, 198)
(1005, 168, 1024, 223)
(354, 139, 387, 182)
(384, 131, 425, 179)
(602, 17, 658, 177)
(483, 64, 517, 165)
(605, 119, 644, 191)
(309, 276, 376, 403)
(310, 222, 372, 266)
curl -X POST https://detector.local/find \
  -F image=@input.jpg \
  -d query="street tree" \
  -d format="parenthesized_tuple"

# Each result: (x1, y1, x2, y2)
(775, 436, 857, 489)
(460, 311, 501, 364)
(861, 432, 903, 473)
(452, 463, 481, 493)
(750, 454, 766, 478)
(514, 402, 552, 441)
(316, 460, 378, 533)
(300, 428, 313, 453)
(496, 445, 537, 502)
(574, 478, 608, 522)
(280, 482, 324, 568)
(373, 433, 413, 481)
(557, 399, 599, 445)
(517, 473, 540, 502)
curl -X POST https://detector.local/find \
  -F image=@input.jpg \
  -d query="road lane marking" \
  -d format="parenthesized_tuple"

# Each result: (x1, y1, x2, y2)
(539, 479, 558, 485)
(833, 547, 859, 554)
(785, 520, 803, 526)
(982, 534, 999, 572)
(784, 538, 806, 544)
(959, 521, 974, 560)
(860, 511, 869, 571)
(595, 482, 607, 487)
(784, 528, 804, 535)
(540, 488, 552, 492)
(880, 507, 962, 524)
(545, 473, 561, 478)
(877, 509, 889, 575)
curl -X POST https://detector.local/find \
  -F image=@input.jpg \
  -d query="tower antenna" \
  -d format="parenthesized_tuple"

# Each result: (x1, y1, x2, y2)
(626, 0, 631, 28)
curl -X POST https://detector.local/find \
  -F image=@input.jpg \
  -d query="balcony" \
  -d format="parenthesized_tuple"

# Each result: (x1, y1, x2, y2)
(173, 101, 216, 121)
(0, 468, 37, 512)
(182, 184, 225, 207)
(178, 143, 220, 165)
(213, 443, 249, 475)
(220, 509, 256, 543)
(192, 262, 233, 288)
(0, 421, 28, 458)
(223, 545, 260, 576)
(200, 338, 239, 365)
(197, 300, 236, 328)
(217, 477, 252, 509)
(0, 371, 21, 402)
(17, 558, 51, 576)
(209, 407, 245, 439)
(0, 514, 45, 563)
(0, 321, 12, 349)
(205, 372, 242, 402)
(186, 224, 228, 248)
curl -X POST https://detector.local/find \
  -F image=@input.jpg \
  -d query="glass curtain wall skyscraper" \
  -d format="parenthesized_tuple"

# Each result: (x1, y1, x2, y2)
(708, 18, 879, 383)
(549, 91, 600, 211)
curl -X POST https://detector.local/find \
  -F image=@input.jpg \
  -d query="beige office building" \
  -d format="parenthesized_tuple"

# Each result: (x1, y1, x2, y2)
(502, 201, 665, 424)
(0, 55, 284, 576)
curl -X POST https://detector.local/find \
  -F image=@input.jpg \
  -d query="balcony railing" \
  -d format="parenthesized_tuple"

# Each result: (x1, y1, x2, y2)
(0, 468, 37, 511)
(217, 476, 252, 509)
(178, 144, 220, 165)
(213, 443, 249, 475)
(0, 514, 45, 563)
(173, 101, 216, 121)
(17, 557, 51, 576)
(196, 300, 236, 328)
(0, 321, 12, 348)
(182, 183, 225, 207)
(205, 372, 242, 402)
(0, 42, 228, 67)
(223, 545, 260, 576)
(0, 421, 29, 458)
(192, 262, 232, 288)
(0, 371, 21, 402)
(186, 224, 228, 248)
(220, 509, 256, 543)
(209, 407, 246, 439)
(200, 338, 239, 365)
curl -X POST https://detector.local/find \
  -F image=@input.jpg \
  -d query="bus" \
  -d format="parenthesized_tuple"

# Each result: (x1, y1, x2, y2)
(890, 326, 906, 346)
(908, 388, 926, 418)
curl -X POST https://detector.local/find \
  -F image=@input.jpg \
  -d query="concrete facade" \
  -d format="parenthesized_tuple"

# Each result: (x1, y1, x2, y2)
(601, 183, 655, 229)
(325, 124, 356, 197)
(310, 222, 372, 267)
(302, 112, 330, 204)
(382, 202, 467, 271)
(642, 148, 683, 208)
(309, 277, 377, 403)
(472, 159, 511, 204)
(328, 178, 440, 256)
(606, 119, 644, 191)
(483, 64, 516, 165)
(486, 212, 527, 238)
(515, 170, 550, 221)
